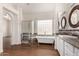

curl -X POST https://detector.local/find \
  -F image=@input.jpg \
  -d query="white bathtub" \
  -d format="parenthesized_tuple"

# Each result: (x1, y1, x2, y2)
(36, 36, 55, 44)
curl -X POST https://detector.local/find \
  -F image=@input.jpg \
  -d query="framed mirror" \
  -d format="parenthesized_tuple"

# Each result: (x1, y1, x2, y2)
(69, 5, 79, 28)
(61, 16, 67, 29)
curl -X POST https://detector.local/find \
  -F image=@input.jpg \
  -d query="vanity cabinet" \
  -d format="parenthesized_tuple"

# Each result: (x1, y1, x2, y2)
(58, 38, 64, 56)
(55, 35, 79, 56)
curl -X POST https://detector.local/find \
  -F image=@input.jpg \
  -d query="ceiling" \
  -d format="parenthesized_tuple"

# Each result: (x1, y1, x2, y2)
(10, 3, 74, 20)
(11, 3, 74, 14)
(10, 3, 75, 14)
(11, 3, 56, 13)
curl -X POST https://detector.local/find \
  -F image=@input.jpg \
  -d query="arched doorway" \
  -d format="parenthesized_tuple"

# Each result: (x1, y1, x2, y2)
(3, 7, 15, 50)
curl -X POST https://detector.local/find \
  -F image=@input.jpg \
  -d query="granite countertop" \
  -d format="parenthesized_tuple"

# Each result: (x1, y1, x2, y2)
(60, 36, 79, 48)
(58, 30, 79, 48)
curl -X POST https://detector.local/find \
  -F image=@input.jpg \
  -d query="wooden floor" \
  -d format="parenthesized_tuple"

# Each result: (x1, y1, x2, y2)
(1, 44, 60, 56)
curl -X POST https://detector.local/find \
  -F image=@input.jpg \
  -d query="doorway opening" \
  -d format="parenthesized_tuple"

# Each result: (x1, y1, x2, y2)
(3, 7, 15, 50)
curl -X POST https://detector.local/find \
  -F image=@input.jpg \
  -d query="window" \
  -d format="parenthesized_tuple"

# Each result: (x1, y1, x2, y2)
(37, 20, 52, 35)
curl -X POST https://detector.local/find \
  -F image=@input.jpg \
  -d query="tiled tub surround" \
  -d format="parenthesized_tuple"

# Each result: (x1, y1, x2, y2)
(55, 30, 79, 56)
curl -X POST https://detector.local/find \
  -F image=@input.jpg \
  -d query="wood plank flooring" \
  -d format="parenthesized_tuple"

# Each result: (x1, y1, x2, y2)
(1, 44, 60, 56)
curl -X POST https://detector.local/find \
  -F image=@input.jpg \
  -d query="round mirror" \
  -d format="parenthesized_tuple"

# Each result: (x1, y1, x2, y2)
(69, 5, 79, 28)
(61, 16, 67, 29)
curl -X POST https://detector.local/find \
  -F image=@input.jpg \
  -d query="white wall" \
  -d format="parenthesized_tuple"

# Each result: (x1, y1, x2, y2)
(10, 7, 22, 45)
(22, 11, 56, 34)
(21, 21, 32, 33)
(2, 18, 11, 37)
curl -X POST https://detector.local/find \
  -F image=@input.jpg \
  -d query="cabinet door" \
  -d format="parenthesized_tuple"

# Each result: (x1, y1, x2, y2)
(56, 37, 60, 51)
(54, 37, 58, 49)
(56, 37, 64, 56)
(59, 38, 64, 56)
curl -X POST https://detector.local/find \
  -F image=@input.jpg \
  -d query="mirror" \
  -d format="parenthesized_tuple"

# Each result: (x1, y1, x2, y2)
(61, 16, 67, 29)
(69, 5, 79, 28)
